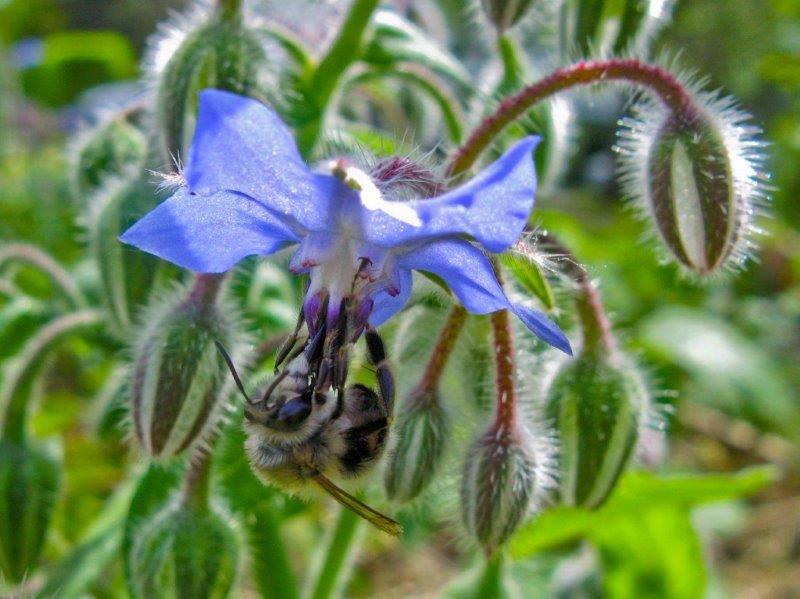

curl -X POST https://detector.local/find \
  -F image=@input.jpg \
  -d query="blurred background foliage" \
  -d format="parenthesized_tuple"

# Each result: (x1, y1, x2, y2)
(0, 0, 798, 597)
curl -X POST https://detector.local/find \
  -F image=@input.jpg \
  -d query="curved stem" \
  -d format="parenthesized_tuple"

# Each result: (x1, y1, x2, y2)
(534, 231, 615, 353)
(415, 306, 467, 393)
(1, 310, 103, 442)
(0, 243, 85, 308)
(304, 504, 362, 599)
(446, 58, 695, 177)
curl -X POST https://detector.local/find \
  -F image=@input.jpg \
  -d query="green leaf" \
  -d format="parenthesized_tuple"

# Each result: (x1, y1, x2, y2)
(510, 467, 775, 558)
(20, 31, 137, 106)
(639, 306, 800, 438)
(499, 253, 556, 311)
(362, 10, 473, 93)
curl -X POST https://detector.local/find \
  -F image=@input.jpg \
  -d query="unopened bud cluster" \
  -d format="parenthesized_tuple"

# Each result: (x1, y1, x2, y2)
(617, 90, 767, 277)
(460, 422, 537, 555)
(130, 279, 237, 458)
(127, 497, 239, 598)
(384, 387, 449, 503)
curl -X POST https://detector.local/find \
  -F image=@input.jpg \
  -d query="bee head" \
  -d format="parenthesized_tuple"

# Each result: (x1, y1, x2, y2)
(244, 388, 335, 446)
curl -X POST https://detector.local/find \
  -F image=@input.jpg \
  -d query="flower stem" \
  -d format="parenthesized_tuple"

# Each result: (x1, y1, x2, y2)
(416, 306, 467, 394)
(248, 503, 301, 599)
(534, 232, 615, 353)
(490, 307, 517, 430)
(446, 58, 696, 177)
(186, 273, 224, 308)
(299, 0, 380, 154)
(216, 0, 242, 21)
(304, 504, 363, 599)
(181, 442, 214, 512)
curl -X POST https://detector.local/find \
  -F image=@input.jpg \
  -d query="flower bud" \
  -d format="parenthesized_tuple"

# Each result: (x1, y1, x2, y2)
(560, 0, 673, 58)
(460, 423, 536, 555)
(545, 350, 648, 509)
(130, 277, 237, 458)
(127, 500, 239, 599)
(481, 0, 538, 33)
(148, 1, 266, 165)
(618, 98, 766, 276)
(0, 438, 61, 583)
(88, 176, 170, 338)
(70, 116, 146, 202)
(384, 388, 449, 502)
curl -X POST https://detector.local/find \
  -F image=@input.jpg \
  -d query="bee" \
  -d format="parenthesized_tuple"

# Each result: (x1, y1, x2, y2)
(215, 323, 400, 536)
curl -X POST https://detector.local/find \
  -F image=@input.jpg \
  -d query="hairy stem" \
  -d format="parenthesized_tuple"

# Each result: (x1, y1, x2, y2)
(446, 58, 695, 177)
(305, 505, 362, 599)
(216, 0, 242, 21)
(181, 444, 213, 512)
(185, 273, 224, 308)
(248, 502, 301, 599)
(490, 308, 517, 430)
(535, 231, 615, 353)
(416, 306, 468, 394)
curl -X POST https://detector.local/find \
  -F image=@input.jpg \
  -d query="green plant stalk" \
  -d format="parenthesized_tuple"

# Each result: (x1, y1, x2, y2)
(297, 0, 380, 154)
(305, 505, 363, 599)
(1, 310, 102, 443)
(249, 503, 300, 599)
(216, 0, 242, 21)
(475, 552, 507, 598)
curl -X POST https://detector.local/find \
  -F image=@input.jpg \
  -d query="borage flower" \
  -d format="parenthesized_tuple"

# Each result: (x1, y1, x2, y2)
(120, 90, 571, 354)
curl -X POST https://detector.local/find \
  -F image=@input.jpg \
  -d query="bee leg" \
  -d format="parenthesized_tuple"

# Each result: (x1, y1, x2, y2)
(364, 327, 395, 421)
(274, 307, 306, 372)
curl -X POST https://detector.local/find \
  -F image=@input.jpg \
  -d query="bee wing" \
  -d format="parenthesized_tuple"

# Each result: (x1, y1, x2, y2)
(312, 474, 402, 537)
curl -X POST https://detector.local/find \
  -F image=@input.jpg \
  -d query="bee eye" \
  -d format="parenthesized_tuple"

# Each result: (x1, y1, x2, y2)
(275, 396, 312, 428)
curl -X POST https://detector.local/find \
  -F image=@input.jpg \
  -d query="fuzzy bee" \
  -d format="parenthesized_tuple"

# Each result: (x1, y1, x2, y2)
(215, 325, 400, 536)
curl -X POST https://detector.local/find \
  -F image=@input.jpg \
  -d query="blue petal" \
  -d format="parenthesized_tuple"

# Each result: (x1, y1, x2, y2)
(363, 137, 539, 253)
(369, 268, 413, 326)
(398, 239, 571, 353)
(119, 187, 299, 273)
(184, 89, 334, 233)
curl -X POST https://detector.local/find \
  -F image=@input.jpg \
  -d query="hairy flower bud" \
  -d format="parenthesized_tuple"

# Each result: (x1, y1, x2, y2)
(89, 176, 170, 338)
(127, 500, 239, 599)
(147, 2, 266, 165)
(618, 96, 767, 276)
(545, 350, 649, 509)
(481, 0, 538, 33)
(560, 0, 673, 58)
(130, 277, 237, 458)
(384, 388, 449, 502)
(70, 116, 146, 202)
(0, 438, 61, 583)
(460, 423, 536, 555)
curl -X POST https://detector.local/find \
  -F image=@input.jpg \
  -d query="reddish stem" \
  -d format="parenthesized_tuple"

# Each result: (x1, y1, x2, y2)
(446, 58, 695, 178)
(490, 309, 517, 432)
(186, 273, 224, 308)
(416, 306, 467, 394)
(575, 282, 616, 354)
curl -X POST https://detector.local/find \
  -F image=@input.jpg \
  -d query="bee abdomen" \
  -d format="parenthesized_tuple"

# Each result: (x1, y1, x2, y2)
(338, 419, 388, 476)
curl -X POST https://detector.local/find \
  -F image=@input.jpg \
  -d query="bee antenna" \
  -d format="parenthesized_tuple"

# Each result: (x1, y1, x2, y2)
(214, 340, 253, 404)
